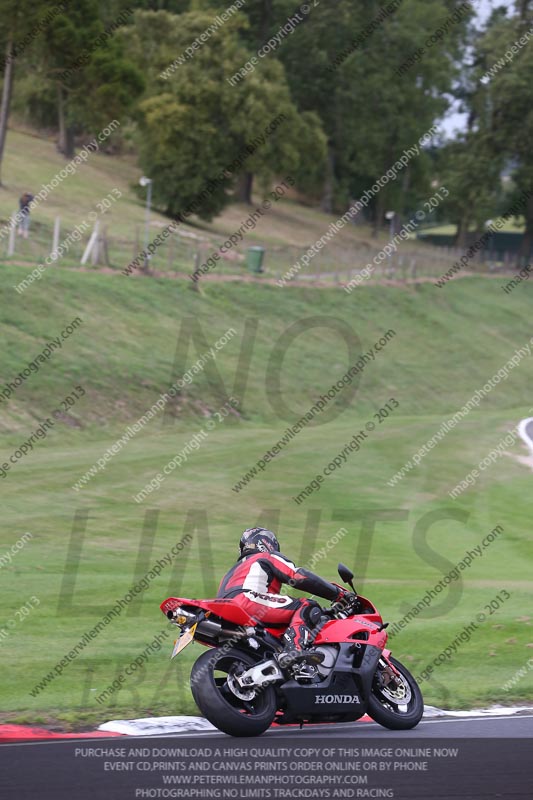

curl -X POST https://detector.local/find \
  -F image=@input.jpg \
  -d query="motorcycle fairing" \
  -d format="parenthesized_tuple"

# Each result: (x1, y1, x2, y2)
(161, 596, 253, 625)
(160, 596, 287, 636)
(315, 617, 387, 649)
(277, 644, 382, 722)
(160, 594, 387, 643)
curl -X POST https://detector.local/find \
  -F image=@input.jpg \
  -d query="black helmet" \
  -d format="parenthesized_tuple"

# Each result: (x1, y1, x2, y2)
(239, 527, 280, 558)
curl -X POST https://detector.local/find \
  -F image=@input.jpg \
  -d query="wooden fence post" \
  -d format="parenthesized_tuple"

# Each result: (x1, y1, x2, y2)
(52, 217, 60, 259)
(102, 225, 110, 266)
(167, 236, 176, 271)
(191, 250, 200, 291)
(81, 222, 99, 265)
(7, 212, 16, 256)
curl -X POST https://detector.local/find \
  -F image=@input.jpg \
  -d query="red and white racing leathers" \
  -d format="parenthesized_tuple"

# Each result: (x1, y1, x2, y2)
(217, 551, 341, 650)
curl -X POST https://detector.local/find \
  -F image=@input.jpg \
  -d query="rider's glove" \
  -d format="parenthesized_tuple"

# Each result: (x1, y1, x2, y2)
(336, 588, 357, 606)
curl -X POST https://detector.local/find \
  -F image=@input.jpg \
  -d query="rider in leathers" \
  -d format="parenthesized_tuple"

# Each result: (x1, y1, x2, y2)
(217, 527, 351, 666)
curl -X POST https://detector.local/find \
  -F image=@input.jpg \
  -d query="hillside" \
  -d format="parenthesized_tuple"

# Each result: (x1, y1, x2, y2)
(0, 127, 477, 285)
(1, 269, 533, 726)
(1, 266, 533, 433)
(0, 128, 393, 276)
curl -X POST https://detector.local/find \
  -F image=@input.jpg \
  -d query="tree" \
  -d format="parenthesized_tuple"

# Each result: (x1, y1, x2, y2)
(261, 0, 471, 224)
(0, 0, 49, 184)
(38, 1, 144, 157)
(437, 133, 503, 246)
(470, 3, 533, 254)
(123, 9, 326, 219)
(193, 0, 337, 206)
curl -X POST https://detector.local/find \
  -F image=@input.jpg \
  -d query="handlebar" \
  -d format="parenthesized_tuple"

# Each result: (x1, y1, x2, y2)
(321, 592, 360, 620)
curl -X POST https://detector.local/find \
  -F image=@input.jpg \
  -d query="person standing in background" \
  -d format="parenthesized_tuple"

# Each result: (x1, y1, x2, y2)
(18, 192, 34, 238)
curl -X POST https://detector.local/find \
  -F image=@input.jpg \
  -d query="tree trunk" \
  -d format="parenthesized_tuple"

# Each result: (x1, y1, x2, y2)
(235, 172, 253, 204)
(455, 215, 470, 248)
(57, 85, 75, 158)
(0, 36, 15, 186)
(397, 163, 411, 229)
(259, 0, 274, 42)
(320, 146, 335, 213)
(517, 0, 533, 24)
(372, 187, 386, 237)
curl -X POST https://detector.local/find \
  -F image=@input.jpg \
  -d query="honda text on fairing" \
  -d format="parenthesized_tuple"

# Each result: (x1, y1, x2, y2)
(160, 563, 423, 737)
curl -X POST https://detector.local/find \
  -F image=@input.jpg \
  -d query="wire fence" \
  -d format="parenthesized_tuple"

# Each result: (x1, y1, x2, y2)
(1, 213, 529, 286)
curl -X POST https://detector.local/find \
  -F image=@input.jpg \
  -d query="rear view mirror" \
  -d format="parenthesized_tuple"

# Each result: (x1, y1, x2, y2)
(338, 563, 354, 584)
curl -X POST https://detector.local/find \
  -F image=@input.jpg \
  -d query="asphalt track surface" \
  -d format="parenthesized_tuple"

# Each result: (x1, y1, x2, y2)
(1, 716, 532, 800)
(140, 713, 533, 738)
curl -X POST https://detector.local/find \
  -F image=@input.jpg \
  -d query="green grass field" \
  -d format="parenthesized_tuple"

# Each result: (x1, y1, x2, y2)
(0, 263, 532, 729)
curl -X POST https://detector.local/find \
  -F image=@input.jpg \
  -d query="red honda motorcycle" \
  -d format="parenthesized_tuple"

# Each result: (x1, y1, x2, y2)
(160, 563, 423, 737)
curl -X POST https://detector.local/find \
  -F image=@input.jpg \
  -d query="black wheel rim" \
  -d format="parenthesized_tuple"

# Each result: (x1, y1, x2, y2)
(212, 655, 271, 718)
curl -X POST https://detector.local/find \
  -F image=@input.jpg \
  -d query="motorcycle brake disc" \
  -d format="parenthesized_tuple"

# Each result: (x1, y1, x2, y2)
(379, 672, 412, 704)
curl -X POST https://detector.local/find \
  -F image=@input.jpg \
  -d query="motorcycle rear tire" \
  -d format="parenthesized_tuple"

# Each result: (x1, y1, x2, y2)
(191, 647, 277, 737)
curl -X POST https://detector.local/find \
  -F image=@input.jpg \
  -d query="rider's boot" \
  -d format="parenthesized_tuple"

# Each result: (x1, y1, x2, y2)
(276, 603, 325, 668)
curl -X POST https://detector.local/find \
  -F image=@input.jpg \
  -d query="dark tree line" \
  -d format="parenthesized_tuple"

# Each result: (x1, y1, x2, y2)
(1, 0, 532, 245)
